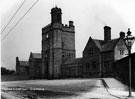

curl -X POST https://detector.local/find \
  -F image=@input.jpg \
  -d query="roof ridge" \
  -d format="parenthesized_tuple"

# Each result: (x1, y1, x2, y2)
(31, 53, 41, 59)
(63, 58, 83, 65)
(32, 53, 41, 54)
(101, 38, 120, 52)
(20, 61, 28, 62)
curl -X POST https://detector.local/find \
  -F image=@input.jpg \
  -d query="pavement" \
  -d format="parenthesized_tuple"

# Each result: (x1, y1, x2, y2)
(1, 91, 21, 99)
(1, 78, 135, 99)
(103, 78, 129, 91)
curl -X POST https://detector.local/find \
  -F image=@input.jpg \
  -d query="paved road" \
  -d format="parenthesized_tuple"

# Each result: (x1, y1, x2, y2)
(1, 78, 135, 99)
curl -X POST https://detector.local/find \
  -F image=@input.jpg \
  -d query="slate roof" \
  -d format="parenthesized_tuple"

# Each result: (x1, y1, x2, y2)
(31, 53, 41, 59)
(92, 38, 120, 52)
(20, 61, 29, 66)
(101, 38, 119, 52)
(63, 58, 83, 65)
(93, 39, 104, 50)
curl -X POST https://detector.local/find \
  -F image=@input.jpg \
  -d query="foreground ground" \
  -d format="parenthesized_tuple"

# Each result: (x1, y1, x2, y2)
(1, 78, 135, 99)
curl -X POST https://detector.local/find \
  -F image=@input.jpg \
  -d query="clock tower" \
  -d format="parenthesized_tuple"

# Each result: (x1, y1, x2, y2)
(42, 6, 75, 79)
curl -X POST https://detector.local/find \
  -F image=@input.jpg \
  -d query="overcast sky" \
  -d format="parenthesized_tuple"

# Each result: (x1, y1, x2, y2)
(1, 0, 135, 70)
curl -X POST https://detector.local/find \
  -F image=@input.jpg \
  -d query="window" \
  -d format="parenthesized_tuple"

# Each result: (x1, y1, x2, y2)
(45, 50, 49, 59)
(56, 68, 58, 74)
(105, 63, 110, 70)
(120, 50, 124, 55)
(67, 53, 70, 57)
(62, 52, 64, 57)
(62, 42, 64, 49)
(86, 63, 89, 70)
(92, 62, 96, 70)
(46, 34, 49, 39)
(45, 54, 48, 58)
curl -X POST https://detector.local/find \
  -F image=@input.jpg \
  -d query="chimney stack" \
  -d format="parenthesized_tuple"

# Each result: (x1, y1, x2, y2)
(16, 57, 19, 62)
(69, 21, 74, 27)
(16, 57, 19, 66)
(119, 32, 125, 39)
(104, 26, 111, 41)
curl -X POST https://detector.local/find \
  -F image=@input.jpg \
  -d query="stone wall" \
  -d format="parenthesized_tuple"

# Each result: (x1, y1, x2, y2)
(101, 51, 114, 77)
(29, 59, 42, 79)
(1, 75, 30, 81)
(112, 53, 135, 89)
(61, 64, 82, 78)
(83, 39, 101, 78)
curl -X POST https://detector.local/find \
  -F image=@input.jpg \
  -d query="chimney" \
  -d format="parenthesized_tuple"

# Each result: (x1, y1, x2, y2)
(69, 21, 74, 27)
(119, 32, 125, 39)
(16, 57, 19, 66)
(16, 57, 19, 62)
(104, 26, 111, 41)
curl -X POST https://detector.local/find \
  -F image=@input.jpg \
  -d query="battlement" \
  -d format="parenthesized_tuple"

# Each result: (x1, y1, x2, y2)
(62, 22, 75, 33)
(43, 24, 52, 30)
(42, 23, 53, 34)
(42, 21, 75, 34)
(42, 23, 62, 34)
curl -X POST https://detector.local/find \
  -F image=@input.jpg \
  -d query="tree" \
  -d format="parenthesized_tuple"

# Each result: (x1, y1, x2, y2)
(1, 67, 15, 75)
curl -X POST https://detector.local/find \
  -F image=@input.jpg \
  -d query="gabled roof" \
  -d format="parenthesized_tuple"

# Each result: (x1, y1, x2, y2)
(93, 39, 104, 50)
(84, 37, 121, 52)
(20, 61, 29, 66)
(32, 53, 41, 59)
(30, 52, 41, 59)
(83, 37, 101, 52)
(101, 38, 119, 52)
(63, 58, 82, 65)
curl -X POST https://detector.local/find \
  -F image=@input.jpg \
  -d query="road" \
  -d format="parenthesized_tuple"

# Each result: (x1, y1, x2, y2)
(1, 78, 135, 99)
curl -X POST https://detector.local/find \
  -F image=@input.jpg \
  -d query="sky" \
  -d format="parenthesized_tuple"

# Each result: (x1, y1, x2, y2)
(1, 0, 135, 70)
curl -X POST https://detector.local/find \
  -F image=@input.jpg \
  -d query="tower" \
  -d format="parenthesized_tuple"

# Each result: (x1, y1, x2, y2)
(41, 6, 76, 79)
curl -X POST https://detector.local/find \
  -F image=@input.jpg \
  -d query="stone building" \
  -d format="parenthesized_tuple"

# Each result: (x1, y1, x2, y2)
(112, 53, 135, 89)
(61, 58, 83, 78)
(16, 57, 29, 75)
(16, 6, 133, 80)
(29, 52, 42, 78)
(41, 6, 75, 79)
(41, 6, 129, 79)
(82, 27, 128, 78)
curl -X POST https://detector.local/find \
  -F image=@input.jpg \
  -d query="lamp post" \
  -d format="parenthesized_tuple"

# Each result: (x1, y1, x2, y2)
(124, 28, 135, 97)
